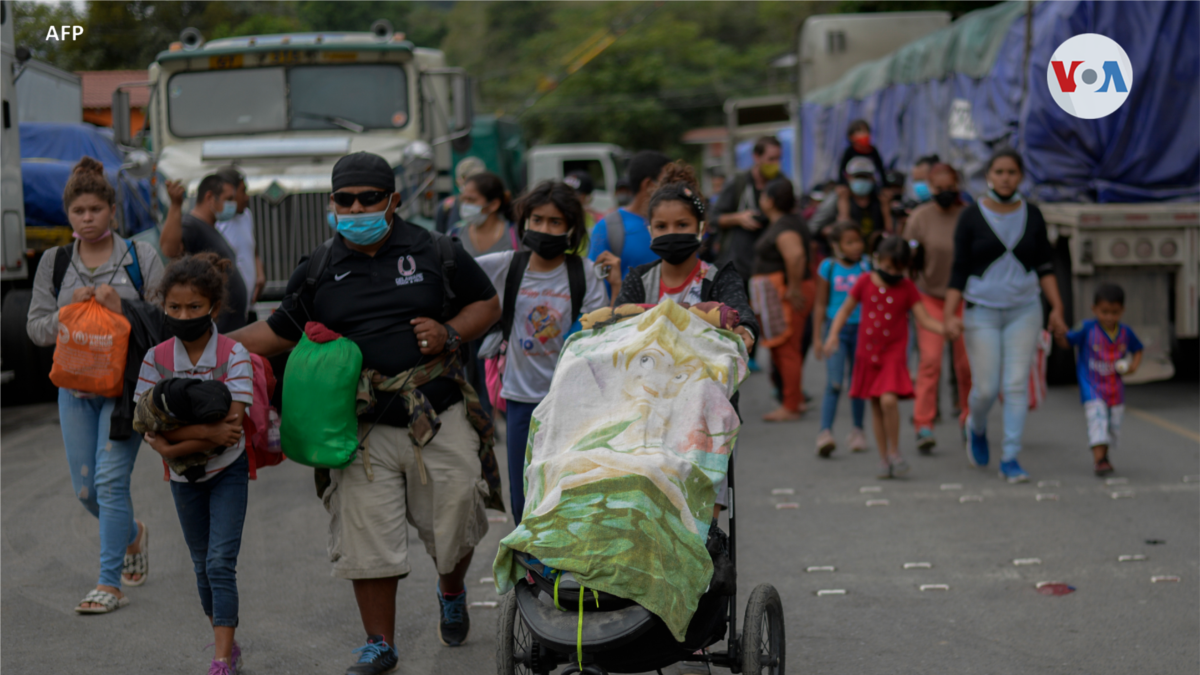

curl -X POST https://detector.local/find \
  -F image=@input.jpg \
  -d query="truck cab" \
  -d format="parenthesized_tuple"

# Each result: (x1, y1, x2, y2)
(140, 22, 471, 302)
(526, 143, 626, 215)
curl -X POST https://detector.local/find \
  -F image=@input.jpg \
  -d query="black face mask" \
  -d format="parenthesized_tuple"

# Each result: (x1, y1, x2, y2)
(523, 230, 570, 259)
(164, 314, 213, 343)
(650, 233, 702, 265)
(876, 269, 904, 286)
(934, 191, 958, 209)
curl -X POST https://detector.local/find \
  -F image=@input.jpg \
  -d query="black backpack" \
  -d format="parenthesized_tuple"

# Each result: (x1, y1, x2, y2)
(51, 240, 145, 300)
(499, 251, 586, 345)
(299, 229, 459, 320)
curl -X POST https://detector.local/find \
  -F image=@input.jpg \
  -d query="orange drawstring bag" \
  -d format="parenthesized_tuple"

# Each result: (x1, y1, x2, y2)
(50, 298, 131, 397)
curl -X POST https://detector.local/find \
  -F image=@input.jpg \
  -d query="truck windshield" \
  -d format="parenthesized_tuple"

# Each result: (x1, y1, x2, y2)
(168, 63, 408, 137)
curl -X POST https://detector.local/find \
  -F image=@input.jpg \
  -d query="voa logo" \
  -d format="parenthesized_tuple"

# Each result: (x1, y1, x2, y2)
(1047, 34, 1132, 119)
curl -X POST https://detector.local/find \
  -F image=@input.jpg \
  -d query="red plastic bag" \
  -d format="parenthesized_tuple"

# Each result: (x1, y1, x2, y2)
(50, 298, 130, 397)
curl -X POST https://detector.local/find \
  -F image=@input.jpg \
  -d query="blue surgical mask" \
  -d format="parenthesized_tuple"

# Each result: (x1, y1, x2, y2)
(850, 179, 874, 197)
(326, 210, 392, 245)
(216, 200, 237, 221)
(912, 181, 931, 202)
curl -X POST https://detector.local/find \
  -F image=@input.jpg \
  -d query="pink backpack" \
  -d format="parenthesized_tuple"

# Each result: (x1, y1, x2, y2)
(152, 335, 284, 480)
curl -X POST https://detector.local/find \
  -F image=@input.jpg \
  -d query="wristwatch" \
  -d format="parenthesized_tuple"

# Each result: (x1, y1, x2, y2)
(443, 323, 462, 352)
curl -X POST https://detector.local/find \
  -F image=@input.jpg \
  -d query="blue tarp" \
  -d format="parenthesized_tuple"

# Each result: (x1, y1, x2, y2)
(19, 122, 157, 233)
(795, 1, 1200, 203)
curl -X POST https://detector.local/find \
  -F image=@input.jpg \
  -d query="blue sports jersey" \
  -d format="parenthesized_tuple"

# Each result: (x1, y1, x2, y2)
(1066, 319, 1143, 406)
(819, 257, 870, 323)
(587, 209, 658, 280)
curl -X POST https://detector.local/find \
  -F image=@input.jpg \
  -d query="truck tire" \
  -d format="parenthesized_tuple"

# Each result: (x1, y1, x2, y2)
(1, 289, 59, 405)
(1047, 237, 1076, 386)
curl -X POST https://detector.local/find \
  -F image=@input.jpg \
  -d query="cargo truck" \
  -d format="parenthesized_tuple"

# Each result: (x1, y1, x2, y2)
(794, 0, 1199, 382)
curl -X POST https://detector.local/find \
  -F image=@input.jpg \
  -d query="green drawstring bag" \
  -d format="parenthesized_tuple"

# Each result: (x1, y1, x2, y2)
(281, 322, 363, 469)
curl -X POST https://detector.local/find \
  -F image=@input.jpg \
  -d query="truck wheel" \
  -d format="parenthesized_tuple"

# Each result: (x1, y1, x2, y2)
(0, 289, 58, 404)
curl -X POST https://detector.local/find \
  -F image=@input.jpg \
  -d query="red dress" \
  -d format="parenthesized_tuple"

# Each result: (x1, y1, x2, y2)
(848, 274, 921, 400)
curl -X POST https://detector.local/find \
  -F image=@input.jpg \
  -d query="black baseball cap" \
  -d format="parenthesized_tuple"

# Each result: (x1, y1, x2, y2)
(332, 152, 395, 192)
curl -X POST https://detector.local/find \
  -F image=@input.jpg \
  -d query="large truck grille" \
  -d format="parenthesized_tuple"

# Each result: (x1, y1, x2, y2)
(249, 192, 330, 300)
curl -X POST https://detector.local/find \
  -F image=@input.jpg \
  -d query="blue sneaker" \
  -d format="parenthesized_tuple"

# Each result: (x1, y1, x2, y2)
(965, 422, 989, 467)
(437, 585, 470, 647)
(916, 428, 936, 454)
(999, 459, 1030, 483)
(346, 635, 398, 675)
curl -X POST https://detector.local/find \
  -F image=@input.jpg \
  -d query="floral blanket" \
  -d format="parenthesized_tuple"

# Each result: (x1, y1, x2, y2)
(493, 300, 747, 640)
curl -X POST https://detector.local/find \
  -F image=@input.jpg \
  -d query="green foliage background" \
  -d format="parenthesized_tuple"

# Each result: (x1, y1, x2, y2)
(13, 1, 994, 158)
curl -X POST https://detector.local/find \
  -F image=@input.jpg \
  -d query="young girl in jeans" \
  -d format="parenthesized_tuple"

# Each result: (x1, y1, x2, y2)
(135, 253, 253, 674)
(823, 235, 944, 479)
(25, 157, 165, 613)
(812, 222, 869, 457)
(474, 181, 609, 523)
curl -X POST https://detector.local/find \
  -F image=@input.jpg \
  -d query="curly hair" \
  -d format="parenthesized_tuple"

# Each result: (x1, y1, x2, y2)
(648, 161, 707, 229)
(62, 156, 116, 210)
(157, 252, 232, 313)
(512, 180, 587, 252)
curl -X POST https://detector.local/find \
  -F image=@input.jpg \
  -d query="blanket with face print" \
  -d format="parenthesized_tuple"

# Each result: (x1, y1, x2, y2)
(493, 300, 747, 641)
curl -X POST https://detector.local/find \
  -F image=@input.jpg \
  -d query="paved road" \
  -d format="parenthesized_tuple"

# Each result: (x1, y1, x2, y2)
(2, 358, 1197, 674)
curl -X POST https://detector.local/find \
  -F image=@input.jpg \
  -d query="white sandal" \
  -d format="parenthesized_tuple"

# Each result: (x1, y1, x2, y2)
(122, 522, 148, 587)
(75, 589, 130, 614)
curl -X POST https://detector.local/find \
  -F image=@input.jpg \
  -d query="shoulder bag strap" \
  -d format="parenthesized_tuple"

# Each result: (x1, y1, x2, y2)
(605, 209, 625, 258)
(51, 245, 73, 300)
(566, 255, 585, 324)
(501, 251, 533, 341)
(429, 230, 458, 320)
(124, 240, 144, 298)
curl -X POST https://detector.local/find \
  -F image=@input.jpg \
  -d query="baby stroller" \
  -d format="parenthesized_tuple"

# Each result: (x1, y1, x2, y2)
(495, 456, 785, 675)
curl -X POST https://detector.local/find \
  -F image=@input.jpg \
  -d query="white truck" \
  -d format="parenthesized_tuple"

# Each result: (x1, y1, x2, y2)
(525, 143, 627, 214)
(124, 21, 472, 303)
(1, 0, 26, 285)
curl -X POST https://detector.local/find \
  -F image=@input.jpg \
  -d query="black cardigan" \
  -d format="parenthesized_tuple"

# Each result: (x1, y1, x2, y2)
(948, 202, 1055, 292)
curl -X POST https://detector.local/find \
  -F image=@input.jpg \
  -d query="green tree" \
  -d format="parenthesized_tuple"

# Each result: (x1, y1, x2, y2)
(12, 1, 83, 69)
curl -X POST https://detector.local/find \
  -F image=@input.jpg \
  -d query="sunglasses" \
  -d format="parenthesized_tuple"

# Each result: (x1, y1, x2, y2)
(330, 190, 392, 208)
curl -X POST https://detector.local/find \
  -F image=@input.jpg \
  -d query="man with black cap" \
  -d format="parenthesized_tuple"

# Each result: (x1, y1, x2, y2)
(230, 152, 501, 673)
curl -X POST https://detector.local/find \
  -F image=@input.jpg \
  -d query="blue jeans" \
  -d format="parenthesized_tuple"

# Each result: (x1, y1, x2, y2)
(58, 389, 142, 589)
(820, 323, 866, 432)
(170, 452, 249, 628)
(963, 300, 1042, 462)
(506, 399, 539, 525)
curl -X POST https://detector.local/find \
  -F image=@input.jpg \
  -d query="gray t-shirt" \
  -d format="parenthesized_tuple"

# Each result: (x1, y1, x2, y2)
(475, 251, 609, 403)
(181, 213, 248, 332)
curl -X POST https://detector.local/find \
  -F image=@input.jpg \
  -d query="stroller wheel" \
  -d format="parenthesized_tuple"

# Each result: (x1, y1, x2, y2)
(497, 589, 546, 675)
(741, 584, 786, 674)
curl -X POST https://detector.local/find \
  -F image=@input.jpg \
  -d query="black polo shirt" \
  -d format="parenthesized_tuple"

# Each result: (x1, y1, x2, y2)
(268, 220, 496, 427)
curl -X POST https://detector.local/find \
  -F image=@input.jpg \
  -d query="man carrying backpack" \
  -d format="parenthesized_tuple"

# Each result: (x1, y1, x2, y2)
(229, 152, 501, 674)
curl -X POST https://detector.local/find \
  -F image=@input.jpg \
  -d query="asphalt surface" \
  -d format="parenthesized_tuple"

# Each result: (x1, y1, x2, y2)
(2, 355, 1197, 675)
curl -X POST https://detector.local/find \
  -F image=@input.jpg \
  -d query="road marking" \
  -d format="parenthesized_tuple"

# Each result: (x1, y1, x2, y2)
(480, 576, 495, 584)
(866, 499, 889, 507)
(806, 566, 836, 572)
(1127, 407, 1200, 442)
(469, 601, 499, 608)
(860, 486, 882, 493)
(1151, 575, 1180, 583)
(904, 562, 932, 569)
(1038, 480, 1060, 488)
(919, 584, 949, 591)
(771, 488, 794, 495)
(1014, 558, 1042, 566)
(940, 483, 962, 490)
(488, 515, 508, 523)
(959, 495, 983, 503)
(775, 502, 799, 510)
(1117, 555, 1147, 562)
(1111, 491, 1135, 499)
(1105, 477, 1129, 486)
(816, 589, 846, 596)
(1036, 493, 1059, 502)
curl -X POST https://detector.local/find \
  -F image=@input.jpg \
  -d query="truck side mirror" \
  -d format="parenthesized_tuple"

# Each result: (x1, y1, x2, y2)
(112, 89, 132, 146)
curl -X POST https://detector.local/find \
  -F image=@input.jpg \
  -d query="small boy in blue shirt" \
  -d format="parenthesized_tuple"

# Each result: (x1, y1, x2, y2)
(1057, 283, 1143, 477)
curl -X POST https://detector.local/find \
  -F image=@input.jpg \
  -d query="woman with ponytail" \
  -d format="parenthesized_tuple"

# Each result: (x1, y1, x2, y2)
(26, 156, 165, 613)
(450, 171, 519, 257)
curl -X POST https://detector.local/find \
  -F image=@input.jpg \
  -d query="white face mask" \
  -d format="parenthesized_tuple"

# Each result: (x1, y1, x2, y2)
(459, 202, 483, 220)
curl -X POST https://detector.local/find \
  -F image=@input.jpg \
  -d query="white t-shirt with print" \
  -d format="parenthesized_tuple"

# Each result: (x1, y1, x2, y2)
(476, 252, 609, 403)
(134, 326, 255, 482)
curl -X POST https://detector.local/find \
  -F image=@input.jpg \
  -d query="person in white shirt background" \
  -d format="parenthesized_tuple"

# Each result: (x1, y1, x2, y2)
(215, 167, 265, 306)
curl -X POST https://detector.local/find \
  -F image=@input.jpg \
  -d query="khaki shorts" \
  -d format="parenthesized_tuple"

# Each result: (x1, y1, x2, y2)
(324, 402, 489, 579)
